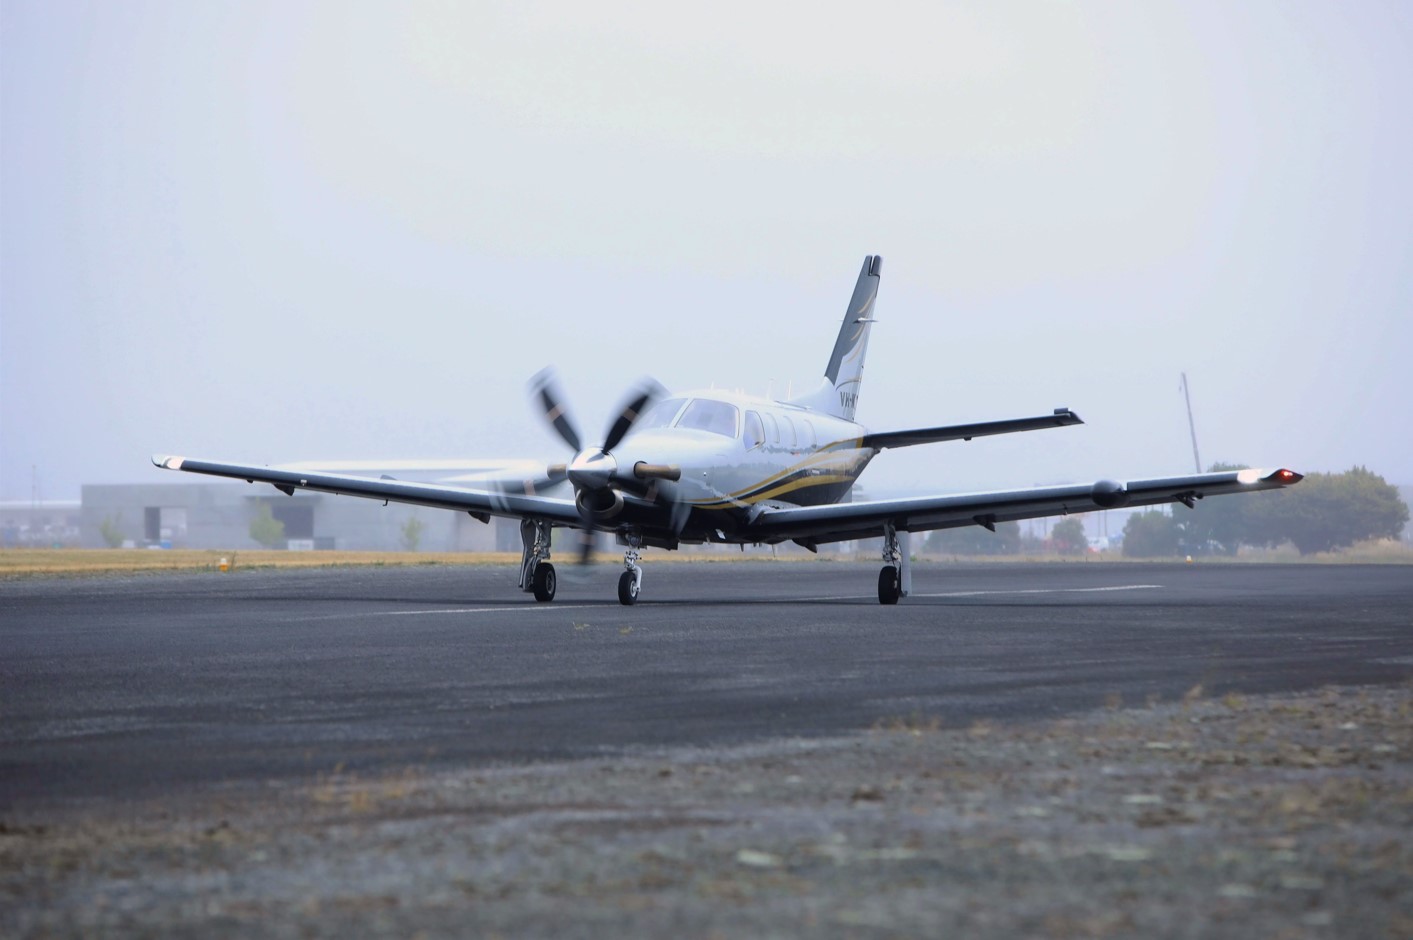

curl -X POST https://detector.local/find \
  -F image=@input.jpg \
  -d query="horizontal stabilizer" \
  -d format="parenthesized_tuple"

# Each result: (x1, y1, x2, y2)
(861, 408, 1082, 451)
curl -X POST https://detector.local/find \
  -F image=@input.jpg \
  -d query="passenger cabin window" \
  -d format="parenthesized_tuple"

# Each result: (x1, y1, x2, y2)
(764, 413, 779, 447)
(677, 399, 740, 438)
(744, 411, 765, 449)
(801, 419, 816, 449)
(781, 415, 797, 450)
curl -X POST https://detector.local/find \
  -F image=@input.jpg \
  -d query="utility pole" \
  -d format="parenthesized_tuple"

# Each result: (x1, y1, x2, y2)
(1180, 372, 1202, 474)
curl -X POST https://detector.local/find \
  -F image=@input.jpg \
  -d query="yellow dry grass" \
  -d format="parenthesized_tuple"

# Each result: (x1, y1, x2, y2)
(0, 549, 520, 579)
(0, 547, 825, 579)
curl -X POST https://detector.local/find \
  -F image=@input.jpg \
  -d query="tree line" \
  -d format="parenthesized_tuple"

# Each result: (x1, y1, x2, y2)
(1124, 464, 1408, 557)
(924, 464, 1408, 558)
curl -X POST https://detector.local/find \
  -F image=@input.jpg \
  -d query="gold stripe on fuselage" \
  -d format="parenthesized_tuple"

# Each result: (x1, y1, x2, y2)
(687, 441, 870, 510)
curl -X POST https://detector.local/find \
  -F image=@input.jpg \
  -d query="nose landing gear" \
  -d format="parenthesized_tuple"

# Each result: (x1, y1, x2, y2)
(618, 534, 643, 605)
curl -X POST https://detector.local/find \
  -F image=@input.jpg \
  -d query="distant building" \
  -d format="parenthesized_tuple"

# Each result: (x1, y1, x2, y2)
(80, 483, 516, 552)
(1, 500, 82, 547)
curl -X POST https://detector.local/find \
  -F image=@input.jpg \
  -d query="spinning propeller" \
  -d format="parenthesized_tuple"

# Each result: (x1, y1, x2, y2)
(528, 369, 683, 563)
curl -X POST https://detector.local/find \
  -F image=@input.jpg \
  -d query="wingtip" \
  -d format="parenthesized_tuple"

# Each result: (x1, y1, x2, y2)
(152, 454, 183, 470)
(1236, 467, 1302, 485)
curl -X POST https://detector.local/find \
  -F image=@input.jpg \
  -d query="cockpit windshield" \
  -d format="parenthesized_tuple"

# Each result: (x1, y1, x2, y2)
(676, 399, 740, 438)
(631, 397, 686, 432)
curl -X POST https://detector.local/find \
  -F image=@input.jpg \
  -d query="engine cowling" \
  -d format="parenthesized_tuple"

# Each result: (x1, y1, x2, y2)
(575, 486, 625, 520)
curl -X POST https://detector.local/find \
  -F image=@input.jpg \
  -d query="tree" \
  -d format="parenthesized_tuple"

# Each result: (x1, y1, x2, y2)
(1246, 466, 1409, 554)
(99, 513, 124, 549)
(1122, 510, 1181, 558)
(401, 515, 426, 552)
(929, 521, 1021, 556)
(1050, 517, 1088, 555)
(248, 504, 286, 549)
(1179, 461, 1263, 555)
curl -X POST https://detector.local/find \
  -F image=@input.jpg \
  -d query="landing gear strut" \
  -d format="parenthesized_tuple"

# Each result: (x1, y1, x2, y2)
(519, 518, 556, 602)
(618, 533, 643, 606)
(878, 523, 911, 605)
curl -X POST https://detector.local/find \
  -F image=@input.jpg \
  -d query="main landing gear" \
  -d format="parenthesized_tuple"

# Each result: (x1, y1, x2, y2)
(877, 523, 911, 605)
(519, 519, 557, 602)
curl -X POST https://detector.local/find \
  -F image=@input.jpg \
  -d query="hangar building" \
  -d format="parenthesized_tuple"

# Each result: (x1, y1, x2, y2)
(80, 482, 518, 552)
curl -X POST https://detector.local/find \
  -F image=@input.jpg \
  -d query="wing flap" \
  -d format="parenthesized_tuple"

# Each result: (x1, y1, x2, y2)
(748, 468, 1302, 544)
(861, 409, 1082, 451)
(151, 455, 584, 525)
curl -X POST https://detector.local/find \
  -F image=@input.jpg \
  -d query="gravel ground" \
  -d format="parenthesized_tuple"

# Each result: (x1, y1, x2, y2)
(4, 683, 1411, 939)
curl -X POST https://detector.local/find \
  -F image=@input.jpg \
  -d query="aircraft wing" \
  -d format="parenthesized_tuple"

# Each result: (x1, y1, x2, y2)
(151, 455, 585, 527)
(747, 467, 1303, 546)
(860, 408, 1082, 451)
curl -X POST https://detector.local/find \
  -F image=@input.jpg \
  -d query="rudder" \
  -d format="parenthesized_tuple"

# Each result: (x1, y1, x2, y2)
(792, 255, 881, 421)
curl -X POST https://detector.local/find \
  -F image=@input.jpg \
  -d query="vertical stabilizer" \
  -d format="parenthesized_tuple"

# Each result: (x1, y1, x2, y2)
(791, 255, 881, 421)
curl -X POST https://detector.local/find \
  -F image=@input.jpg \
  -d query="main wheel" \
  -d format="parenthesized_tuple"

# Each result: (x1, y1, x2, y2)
(532, 563, 557, 602)
(877, 565, 901, 605)
(617, 570, 639, 606)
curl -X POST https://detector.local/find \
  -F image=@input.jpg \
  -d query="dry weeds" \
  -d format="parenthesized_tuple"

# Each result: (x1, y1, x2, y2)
(3, 684, 1410, 938)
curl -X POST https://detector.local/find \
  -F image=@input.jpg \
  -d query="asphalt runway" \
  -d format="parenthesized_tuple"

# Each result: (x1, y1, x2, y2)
(3, 561, 1411, 810)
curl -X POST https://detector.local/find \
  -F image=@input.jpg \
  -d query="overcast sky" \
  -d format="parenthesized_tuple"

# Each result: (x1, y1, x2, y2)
(3, 1, 1411, 502)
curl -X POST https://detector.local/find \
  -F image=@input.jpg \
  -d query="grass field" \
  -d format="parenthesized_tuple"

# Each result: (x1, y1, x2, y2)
(0, 549, 521, 579)
(3, 539, 1408, 579)
(0, 547, 822, 578)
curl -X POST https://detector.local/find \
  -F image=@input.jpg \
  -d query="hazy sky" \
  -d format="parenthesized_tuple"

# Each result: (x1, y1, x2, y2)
(4, 1, 1411, 501)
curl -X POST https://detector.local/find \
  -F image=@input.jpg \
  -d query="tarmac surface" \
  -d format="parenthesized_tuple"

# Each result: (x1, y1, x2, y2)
(3, 560, 1411, 810)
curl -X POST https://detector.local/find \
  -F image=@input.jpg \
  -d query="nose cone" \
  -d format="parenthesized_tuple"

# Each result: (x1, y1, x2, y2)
(568, 449, 617, 490)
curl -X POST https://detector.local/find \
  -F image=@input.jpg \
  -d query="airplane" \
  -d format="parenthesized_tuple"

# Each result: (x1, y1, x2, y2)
(152, 255, 1303, 605)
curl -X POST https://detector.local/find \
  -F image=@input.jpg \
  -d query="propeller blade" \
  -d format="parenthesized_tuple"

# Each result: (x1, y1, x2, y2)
(495, 474, 560, 497)
(602, 379, 665, 453)
(668, 486, 692, 536)
(529, 368, 583, 453)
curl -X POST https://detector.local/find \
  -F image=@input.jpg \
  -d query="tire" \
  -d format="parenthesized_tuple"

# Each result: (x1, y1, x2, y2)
(532, 563, 557, 602)
(877, 565, 901, 605)
(618, 570, 639, 606)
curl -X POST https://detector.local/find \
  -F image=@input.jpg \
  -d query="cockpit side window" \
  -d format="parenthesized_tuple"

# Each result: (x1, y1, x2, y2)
(676, 399, 740, 438)
(744, 411, 765, 450)
(632, 398, 686, 432)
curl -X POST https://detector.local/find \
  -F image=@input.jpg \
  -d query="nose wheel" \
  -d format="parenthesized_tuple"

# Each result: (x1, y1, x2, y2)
(618, 570, 639, 605)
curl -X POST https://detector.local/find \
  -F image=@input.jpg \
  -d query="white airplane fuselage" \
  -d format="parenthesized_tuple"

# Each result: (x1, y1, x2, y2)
(575, 389, 875, 548)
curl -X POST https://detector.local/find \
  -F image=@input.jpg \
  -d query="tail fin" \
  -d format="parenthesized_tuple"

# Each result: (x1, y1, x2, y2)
(791, 255, 881, 421)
